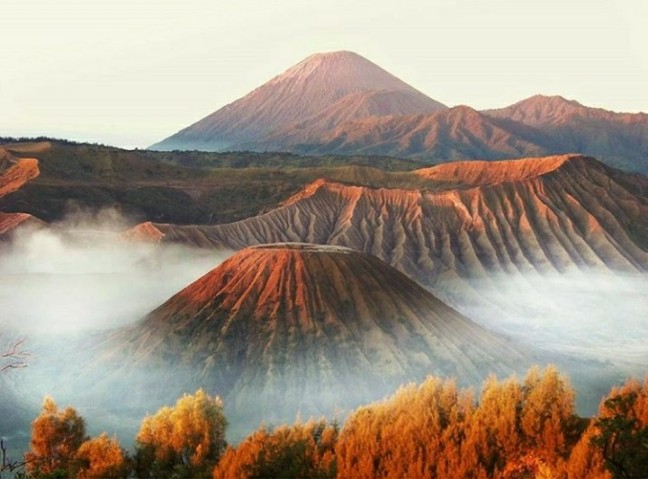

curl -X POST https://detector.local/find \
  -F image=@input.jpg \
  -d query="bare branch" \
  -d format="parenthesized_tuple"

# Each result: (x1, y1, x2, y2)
(0, 338, 30, 374)
(1, 437, 29, 477)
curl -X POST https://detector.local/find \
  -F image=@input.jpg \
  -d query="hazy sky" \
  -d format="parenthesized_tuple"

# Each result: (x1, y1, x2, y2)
(1, 0, 646, 148)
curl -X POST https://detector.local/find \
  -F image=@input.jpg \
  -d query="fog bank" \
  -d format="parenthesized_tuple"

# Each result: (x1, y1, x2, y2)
(461, 270, 648, 366)
(0, 212, 230, 333)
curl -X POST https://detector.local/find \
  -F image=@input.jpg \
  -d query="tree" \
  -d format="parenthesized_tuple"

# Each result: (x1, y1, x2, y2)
(213, 419, 337, 479)
(24, 397, 87, 478)
(74, 433, 129, 479)
(471, 375, 524, 475)
(590, 378, 648, 479)
(334, 377, 478, 479)
(565, 423, 611, 479)
(135, 389, 227, 479)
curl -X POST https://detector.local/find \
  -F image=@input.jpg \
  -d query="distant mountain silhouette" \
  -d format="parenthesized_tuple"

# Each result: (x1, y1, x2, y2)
(151, 51, 446, 152)
(151, 52, 648, 173)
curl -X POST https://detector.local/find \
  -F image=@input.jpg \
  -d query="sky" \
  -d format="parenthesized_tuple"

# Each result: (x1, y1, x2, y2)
(1, 0, 646, 149)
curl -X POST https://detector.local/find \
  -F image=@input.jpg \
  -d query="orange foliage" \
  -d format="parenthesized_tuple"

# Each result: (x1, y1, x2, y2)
(22, 368, 648, 479)
(135, 389, 227, 479)
(213, 419, 337, 479)
(75, 433, 128, 479)
(332, 366, 581, 479)
(25, 396, 87, 476)
(335, 377, 480, 478)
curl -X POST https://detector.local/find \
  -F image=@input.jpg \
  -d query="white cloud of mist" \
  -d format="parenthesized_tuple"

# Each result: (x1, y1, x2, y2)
(0, 209, 234, 448)
(459, 270, 648, 367)
(0, 209, 231, 333)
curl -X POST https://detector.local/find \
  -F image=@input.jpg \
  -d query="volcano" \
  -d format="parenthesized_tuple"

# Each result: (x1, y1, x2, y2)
(150, 51, 446, 151)
(150, 52, 648, 173)
(106, 243, 524, 428)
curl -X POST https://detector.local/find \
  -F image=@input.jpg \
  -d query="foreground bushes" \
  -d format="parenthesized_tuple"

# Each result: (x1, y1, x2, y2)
(16, 368, 648, 478)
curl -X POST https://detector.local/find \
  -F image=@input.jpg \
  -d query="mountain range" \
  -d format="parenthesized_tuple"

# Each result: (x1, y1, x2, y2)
(151, 51, 446, 152)
(127, 154, 648, 310)
(151, 51, 648, 174)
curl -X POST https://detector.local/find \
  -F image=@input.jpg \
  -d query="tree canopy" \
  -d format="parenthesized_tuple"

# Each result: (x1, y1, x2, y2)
(135, 389, 227, 479)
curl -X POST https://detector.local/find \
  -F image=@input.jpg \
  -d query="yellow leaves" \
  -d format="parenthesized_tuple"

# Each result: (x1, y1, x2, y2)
(335, 376, 475, 479)
(42, 395, 57, 414)
(565, 425, 610, 479)
(75, 433, 128, 479)
(20, 369, 648, 479)
(213, 419, 338, 479)
(25, 396, 87, 476)
(135, 389, 227, 479)
(332, 367, 581, 479)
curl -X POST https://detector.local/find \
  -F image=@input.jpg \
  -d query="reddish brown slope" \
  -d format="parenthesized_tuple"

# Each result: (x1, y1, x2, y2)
(128, 155, 648, 295)
(0, 147, 44, 238)
(0, 155, 39, 199)
(0, 212, 44, 237)
(257, 89, 447, 150)
(292, 106, 554, 161)
(106, 243, 525, 424)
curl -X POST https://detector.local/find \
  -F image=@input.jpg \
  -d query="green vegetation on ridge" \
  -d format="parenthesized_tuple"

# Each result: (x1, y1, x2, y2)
(0, 139, 427, 225)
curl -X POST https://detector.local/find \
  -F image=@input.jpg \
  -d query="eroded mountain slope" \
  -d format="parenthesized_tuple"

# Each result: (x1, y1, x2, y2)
(129, 155, 648, 294)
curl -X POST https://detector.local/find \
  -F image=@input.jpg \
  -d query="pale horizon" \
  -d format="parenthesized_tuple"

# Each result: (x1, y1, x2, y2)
(2, 0, 646, 149)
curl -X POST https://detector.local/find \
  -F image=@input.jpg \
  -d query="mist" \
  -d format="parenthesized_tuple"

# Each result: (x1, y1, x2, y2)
(0, 210, 230, 333)
(457, 271, 648, 366)
(0, 210, 234, 451)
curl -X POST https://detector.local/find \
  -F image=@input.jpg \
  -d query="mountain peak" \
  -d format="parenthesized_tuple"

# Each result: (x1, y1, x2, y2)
(484, 94, 587, 127)
(151, 51, 446, 151)
(522, 94, 583, 107)
(301, 50, 365, 62)
(266, 50, 419, 93)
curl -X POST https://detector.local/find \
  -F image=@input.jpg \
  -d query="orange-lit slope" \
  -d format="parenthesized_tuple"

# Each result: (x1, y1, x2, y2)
(0, 155, 39, 199)
(112, 243, 525, 422)
(0, 148, 43, 237)
(129, 155, 648, 290)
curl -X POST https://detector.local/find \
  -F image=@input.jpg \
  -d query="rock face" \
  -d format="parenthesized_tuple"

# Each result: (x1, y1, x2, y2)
(151, 51, 447, 151)
(106, 243, 525, 427)
(0, 152, 40, 199)
(129, 155, 648, 298)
